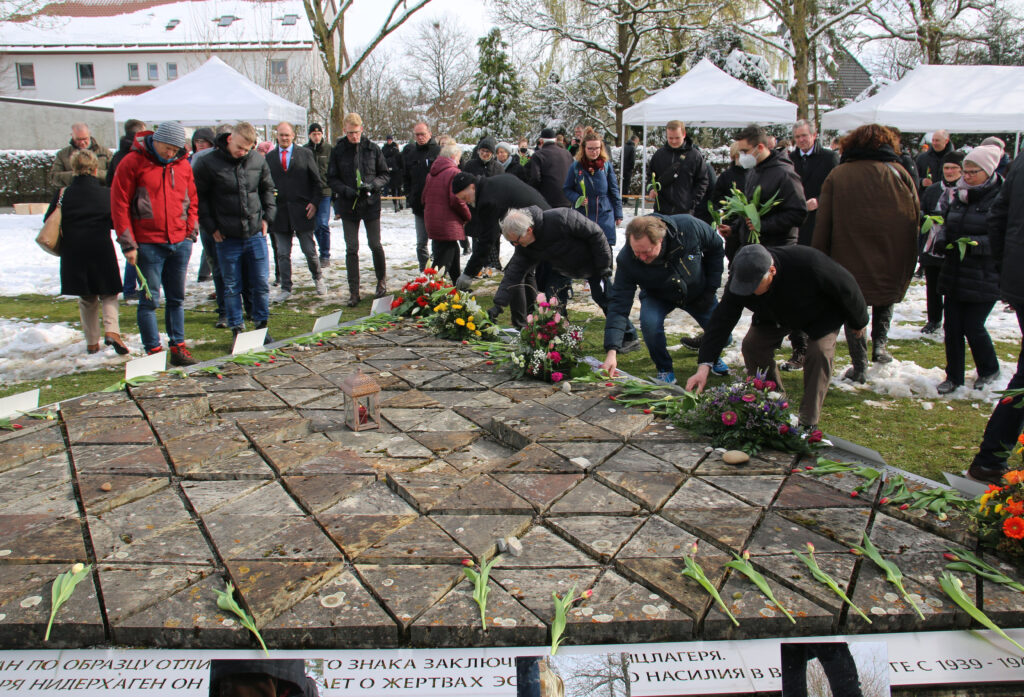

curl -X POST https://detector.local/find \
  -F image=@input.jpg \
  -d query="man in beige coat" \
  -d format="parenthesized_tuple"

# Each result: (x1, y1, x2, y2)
(49, 123, 112, 188)
(813, 124, 919, 383)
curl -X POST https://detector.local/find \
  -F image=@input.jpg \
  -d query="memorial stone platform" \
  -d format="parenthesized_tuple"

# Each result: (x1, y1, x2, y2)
(0, 324, 1020, 651)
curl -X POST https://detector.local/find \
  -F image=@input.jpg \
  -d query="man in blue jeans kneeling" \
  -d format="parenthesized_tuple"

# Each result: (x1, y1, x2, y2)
(601, 214, 730, 384)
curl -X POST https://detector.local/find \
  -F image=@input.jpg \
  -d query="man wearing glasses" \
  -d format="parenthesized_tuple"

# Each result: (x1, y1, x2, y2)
(401, 122, 441, 271)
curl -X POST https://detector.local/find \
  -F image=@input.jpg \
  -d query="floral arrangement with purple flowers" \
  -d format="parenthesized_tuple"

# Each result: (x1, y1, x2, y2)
(687, 371, 817, 454)
(504, 293, 585, 382)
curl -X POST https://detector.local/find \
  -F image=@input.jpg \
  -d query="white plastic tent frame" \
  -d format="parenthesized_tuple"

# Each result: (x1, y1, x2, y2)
(619, 59, 798, 212)
(113, 56, 306, 129)
(821, 64, 1024, 155)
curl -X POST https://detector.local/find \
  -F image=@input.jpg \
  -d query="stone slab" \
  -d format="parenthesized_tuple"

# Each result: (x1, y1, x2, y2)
(703, 572, 835, 640)
(164, 423, 251, 474)
(357, 564, 464, 629)
(535, 417, 623, 443)
(773, 476, 870, 509)
(321, 481, 418, 516)
(0, 563, 104, 648)
(319, 514, 418, 557)
(65, 417, 155, 445)
(567, 569, 693, 644)
(662, 477, 752, 511)
(0, 425, 65, 473)
(843, 560, 960, 633)
(136, 395, 211, 423)
(744, 512, 848, 556)
(494, 567, 602, 620)
(70, 444, 170, 476)
(494, 525, 599, 569)
(130, 377, 208, 399)
(778, 507, 872, 550)
(97, 563, 214, 624)
(432, 475, 534, 515)
(432, 514, 533, 561)
(751, 553, 857, 613)
(491, 473, 583, 513)
(388, 472, 471, 513)
(60, 392, 138, 418)
(617, 548, 731, 621)
(260, 442, 373, 475)
(869, 511, 952, 554)
(596, 445, 682, 473)
(546, 441, 621, 468)
(594, 470, 685, 511)
(702, 475, 786, 508)
(578, 401, 654, 438)
(0, 515, 87, 563)
(616, 516, 700, 559)
(661, 507, 762, 553)
(180, 480, 270, 516)
(489, 444, 582, 474)
(409, 580, 546, 647)
(547, 478, 642, 516)
(443, 438, 517, 474)
(283, 474, 376, 514)
(225, 560, 343, 627)
(0, 455, 77, 517)
(204, 514, 338, 561)
(209, 390, 289, 413)
(547, 515, 646, 562)
(77, 474, 169, 516)
(410, 431, 481, 455)
(631, 440, 707, 472)
(354, 517, 469, 565)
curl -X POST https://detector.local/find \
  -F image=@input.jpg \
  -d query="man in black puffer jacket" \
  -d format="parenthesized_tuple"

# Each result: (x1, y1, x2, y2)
(489, 206, 614, 322)
(719, 124, 807, 257)
(970, 149, 1024, 483)
(402, 122, 441, 271)
(327, 113, 390, 305)
(462, 136, 501, 178)
(192, 122, 276, 343)
(601, 214, 727, 384)
(645, 120, 709, 216)
(916, 130, 955, 192)
(527, 128, 573, 208)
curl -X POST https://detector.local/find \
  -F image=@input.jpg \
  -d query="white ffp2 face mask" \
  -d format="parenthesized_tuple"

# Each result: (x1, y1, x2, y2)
(738, 152, 757, 169)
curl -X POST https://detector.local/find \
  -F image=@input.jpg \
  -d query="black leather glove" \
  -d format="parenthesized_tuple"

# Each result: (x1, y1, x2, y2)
(600, 268, 614, 282)
(487, 305, 502, 322)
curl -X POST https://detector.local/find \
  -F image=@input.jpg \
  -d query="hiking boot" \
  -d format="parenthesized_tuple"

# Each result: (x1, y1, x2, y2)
(315, 278, 327, 296)
(921, 321, 941, 335)
(872, 342, 893, 364)
(843, 366, 866, 384)
(936, 379, 960, 395)
(680, 333, 703, 350)
(781, 350, 805, 371)
(272, 290, 291, 304)
(619, 338, 643, 354)
(975, 370, 1001, 390)
(652, 371, 676, 385)
(710, 358, 730, 377)
(169, 342, 197, 367)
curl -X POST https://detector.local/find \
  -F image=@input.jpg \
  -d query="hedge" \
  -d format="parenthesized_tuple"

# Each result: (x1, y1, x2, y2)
(0, 150, 58, 206)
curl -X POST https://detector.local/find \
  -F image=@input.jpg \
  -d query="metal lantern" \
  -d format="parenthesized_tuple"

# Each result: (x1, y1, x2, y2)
(339, 369, 381, 431)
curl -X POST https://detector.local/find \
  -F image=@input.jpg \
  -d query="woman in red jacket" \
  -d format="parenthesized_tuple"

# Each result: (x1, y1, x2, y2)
(422, 142, 471, 283)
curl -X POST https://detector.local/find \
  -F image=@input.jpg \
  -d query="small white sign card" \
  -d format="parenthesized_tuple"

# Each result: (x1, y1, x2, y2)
(125, 350, 167, 381)
(0, 388, 39, 419)
(312, 310, 343, 333)
(370, 295, 395, 316)
(231, 328, 267, 356)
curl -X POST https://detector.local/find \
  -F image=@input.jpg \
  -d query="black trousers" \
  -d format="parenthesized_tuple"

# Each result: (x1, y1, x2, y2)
(431, 239, 461, 286)
(924, 265, 943, 325)
(781, 643, 863, 697)
(943, 298, 998, 385)
(973, 304, 1024, 470)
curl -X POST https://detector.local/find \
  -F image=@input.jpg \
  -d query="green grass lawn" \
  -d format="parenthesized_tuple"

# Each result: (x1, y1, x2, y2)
(1, 289, 1015, 483)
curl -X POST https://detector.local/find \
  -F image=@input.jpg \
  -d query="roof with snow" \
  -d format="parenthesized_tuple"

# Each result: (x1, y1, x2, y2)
(81, 84, 156, 107)
(0, 0, 312, 50)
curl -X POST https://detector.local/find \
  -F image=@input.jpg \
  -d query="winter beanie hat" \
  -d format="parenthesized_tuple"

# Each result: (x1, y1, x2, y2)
(981, 136, 1005, 152)
(153, 121, 186, 149)
(941, 151, 965, 167)
(540, 128, 556, 140)
(308, 123, 323, 134)
(496, 142, 514, 155)
(451, 172, 478, 194)
(965, 145, 1001, 177)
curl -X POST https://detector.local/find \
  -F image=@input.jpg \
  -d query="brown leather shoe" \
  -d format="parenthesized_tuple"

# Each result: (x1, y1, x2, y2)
(86, 343, 100, 354)
(104, 332, 129, 355)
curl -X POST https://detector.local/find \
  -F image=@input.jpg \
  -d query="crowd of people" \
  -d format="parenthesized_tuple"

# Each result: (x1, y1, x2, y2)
(43, 116, 1024, 482)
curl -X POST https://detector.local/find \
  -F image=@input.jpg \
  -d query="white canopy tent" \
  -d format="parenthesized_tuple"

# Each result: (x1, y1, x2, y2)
(822, 64, 1024, 153)
(620, 59, 798, 211)
(113, 56, 306, 129)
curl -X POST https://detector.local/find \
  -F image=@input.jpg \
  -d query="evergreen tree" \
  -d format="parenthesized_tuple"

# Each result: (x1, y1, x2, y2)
(464, 28, 523, 139)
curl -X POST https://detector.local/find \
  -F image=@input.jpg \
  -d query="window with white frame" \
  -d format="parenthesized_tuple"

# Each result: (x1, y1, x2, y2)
(147, 62, 158, 80)
(76, 62, 95, 88)
(128, 63, 140, 80)
(270, 59, 287, 84)
(16, 63, 35, 89)
(166, 62, 178, 80)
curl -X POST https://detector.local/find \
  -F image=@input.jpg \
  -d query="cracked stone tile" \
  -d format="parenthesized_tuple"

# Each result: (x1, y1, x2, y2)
(778, 508, 871, 549)
(328, 431, 433, 460)
(548, 478, 642, 516)
(488, 444, 583, 475)
(283, 475, 376, 514)
(136, 395, 211, 423)
(236, 415, 312, 445)
(321, 481, 418, 516)
(546, 442, 622, 468)
(596, 445, 682, 473)
(175, 448, 275, 480)
(616, 548, 731, 621)
(661, 508, 762, 552)
(60, 392, 139, 418)
(663, 477, 751, 511)
(0, 454, 77, 516)
(264, 568, 399, 647)
(495, 567, 602, 620)
(444, 438, 517, 474)
(745, 512, 847, 557)
(354, 517, 468, 565)
(205, 514, 338, 561)
(594, 471, 685, 511)
(88, 490, 213, 564)
(381, 389, 442, 408)
(751, 553, 856, 613)
(492, 473, 584, 513)
(567, 570, 692, 644)
(357, 564, 464, 629)
(410, 579, 546, 647)
(494, 526, 598, 569)
(78, 474, 169, 516)
(702, 475, 786, 508)
(631, 441, 707, 472)
(71, 444, 169, 476)
(704, 572, 835, 640)
(388, 472, 471, 513)
(431, 515, 533, 561)
(97, 563, 214, 625)
(260, 442, 373, 475)
(319, 514, 418, 557)
(209, 390, 289, 413)
(535, 417, 622, 443)
(773, 476, 870, 509)
(452, 406, 511, 431)
(0, 515, 87, 563)
(226, 560, 343, 627)
(66, 417, 155, 445)
(0, 425, 66, 474)
(0, 563, 104, 648)
(164, 423, 250, 475)
(617, 516, 700, 559)
(547, 515, 647, 562)
(432, 475, 533, 515)
(578, 401, 654, 438)
(869, 512, 952, 554)
(181, 480, 271, 516)
(410, 431, 481, 454)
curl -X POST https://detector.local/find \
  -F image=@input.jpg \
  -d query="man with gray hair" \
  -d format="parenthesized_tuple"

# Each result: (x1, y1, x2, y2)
(488, 206, 614, 323)
(916, 129, 955, 191)
(51, 122, 112, 187)
(683, 244, 868, 431)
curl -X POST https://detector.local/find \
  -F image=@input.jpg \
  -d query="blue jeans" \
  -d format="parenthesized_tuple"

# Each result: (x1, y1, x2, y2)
(123, 262, 137, 296)
(216, 235, 269, 329)
(136, 240, 193, 351)
(314, 195, 332, 260)
(638, 292, 717, 372)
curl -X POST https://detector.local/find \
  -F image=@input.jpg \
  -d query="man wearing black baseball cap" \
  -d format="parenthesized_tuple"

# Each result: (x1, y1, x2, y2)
(684, 244, 868, 430)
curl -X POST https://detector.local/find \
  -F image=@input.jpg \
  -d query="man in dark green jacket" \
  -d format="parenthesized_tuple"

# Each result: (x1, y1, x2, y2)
(304, 123, 333, 266)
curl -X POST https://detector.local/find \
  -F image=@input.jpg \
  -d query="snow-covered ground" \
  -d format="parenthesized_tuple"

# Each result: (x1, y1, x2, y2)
(1, 209, 1020, 405)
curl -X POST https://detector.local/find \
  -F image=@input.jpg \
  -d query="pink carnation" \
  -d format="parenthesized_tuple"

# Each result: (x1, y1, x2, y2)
(741, 394, 756, 402)
(548, 351, 562, 362)
(766, 381, 777, 390)
(752, 378, 764, 390)
(551, 372, 564, 382)
(721, 411, 738, 426)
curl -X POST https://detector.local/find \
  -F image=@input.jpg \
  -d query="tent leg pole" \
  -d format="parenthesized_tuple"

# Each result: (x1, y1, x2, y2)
(1016, 132, 1021, 158)
(641, 124, 648, 215)
(620, 122, 626, 201)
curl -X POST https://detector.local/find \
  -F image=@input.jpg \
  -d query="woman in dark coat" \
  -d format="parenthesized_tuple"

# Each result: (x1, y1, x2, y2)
(918, 151, 964, 335)
(935, 144, 1005, 394)
(44, 149, 128, 355)
(495, 142, 525, 180)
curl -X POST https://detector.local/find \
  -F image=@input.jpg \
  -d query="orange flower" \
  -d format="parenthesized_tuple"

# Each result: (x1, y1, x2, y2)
(1004, 470, 1024, 485)
(1007, 499, 1024, 516)
(987, 484, 1004, 494)
(1003, 516, 1024, 540)
(1019, 434, 1024, 444)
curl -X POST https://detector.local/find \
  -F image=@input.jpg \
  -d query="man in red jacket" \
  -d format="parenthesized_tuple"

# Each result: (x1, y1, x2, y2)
(110, 121, 199, 365)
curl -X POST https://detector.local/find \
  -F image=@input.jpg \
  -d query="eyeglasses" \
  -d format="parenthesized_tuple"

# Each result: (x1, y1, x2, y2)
(346, 130, 362, 136)
(413, 131, 428, 137)
(963, 168, 985, 176)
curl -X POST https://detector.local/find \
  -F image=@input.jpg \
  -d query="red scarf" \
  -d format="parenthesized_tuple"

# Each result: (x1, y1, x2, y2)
(583, 156, 605, 175)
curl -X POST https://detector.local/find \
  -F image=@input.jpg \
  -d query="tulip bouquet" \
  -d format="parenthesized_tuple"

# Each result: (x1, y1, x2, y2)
(719, 185, 780, 245)
(428, 290, 496, 341)
(974, 469, 1024, 564)
(390, 267, 453, 317)
(686, 371, 817, 455)
(503, 293, 584, 383)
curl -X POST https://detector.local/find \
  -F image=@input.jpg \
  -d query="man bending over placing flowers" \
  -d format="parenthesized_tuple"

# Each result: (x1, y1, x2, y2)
(488, 207, 627, 336)
(601, 214, 730, 385)
(684, 244, 868, 432)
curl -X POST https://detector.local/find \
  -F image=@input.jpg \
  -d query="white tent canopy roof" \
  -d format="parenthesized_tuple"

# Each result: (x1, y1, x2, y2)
(822, 64, 1024, 133)
(113, 56, 306, 127)
(622, 58, 797, 128)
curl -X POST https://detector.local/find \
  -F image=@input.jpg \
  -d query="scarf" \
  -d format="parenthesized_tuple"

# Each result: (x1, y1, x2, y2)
(582, 156, 606, 175)
(839, 143, 899, 164)
(954, 172, 998, 204)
